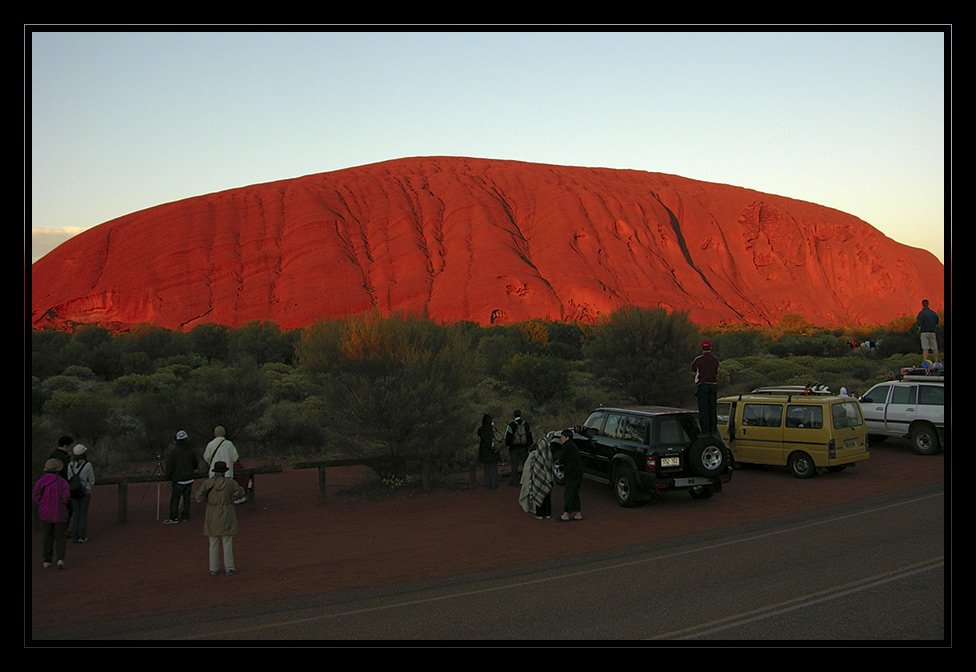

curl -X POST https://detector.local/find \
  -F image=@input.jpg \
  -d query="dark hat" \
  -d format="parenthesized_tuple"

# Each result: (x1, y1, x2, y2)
(212, 461, 229, 473)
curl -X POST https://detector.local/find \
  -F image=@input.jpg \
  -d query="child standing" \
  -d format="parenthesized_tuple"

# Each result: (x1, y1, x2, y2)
(194, 461, 246, 576)
(32, 458, 71, 569)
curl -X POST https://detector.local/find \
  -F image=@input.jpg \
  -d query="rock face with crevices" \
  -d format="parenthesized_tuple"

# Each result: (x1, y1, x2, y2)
(31, 156, 944, 331)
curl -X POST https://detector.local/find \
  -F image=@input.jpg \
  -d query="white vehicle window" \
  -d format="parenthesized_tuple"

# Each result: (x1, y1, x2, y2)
(861, 384, 890, 404)
(890, 385, 917, 405)
(919, 386, 944, 406)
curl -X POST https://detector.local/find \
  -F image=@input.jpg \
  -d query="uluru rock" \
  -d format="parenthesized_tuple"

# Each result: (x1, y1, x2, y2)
(31, 157, 944, 332)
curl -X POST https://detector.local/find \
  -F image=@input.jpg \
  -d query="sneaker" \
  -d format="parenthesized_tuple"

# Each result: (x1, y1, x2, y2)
(225, 568, 238, 576)
(210, 570, 219, 576)
(163, 519, 180, 524)
(57, 560, 65, 570)
(43, 562, 52, 569)
(76, 537, 87, 543)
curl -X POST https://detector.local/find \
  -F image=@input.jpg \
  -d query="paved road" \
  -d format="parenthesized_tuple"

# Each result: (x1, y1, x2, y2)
(62, 482, 945, 641)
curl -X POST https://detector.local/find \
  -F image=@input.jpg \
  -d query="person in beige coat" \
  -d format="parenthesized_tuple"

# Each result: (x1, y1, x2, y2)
(195, 461, 246, 576)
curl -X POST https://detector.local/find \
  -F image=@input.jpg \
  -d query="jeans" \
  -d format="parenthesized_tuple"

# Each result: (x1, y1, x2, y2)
(697, 383, 718, 436)
(169, 481, 193, 521)
(72, 493, 91, 540)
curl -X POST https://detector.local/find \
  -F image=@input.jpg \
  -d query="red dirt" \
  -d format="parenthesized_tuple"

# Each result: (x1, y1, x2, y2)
(29, 444, 945, 637)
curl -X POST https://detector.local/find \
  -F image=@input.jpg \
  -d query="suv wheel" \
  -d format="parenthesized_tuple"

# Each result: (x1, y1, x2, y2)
(613, 467, 640, 508)
(788, 451, 816, 479)
(688, 436, 728, 477)
(910, 424, 940, 455)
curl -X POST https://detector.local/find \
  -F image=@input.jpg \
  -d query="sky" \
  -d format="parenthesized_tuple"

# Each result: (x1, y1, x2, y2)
(28, 28, 948, 264)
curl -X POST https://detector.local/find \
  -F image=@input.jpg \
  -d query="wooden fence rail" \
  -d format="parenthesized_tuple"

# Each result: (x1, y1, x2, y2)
(32, 457, 481, 529)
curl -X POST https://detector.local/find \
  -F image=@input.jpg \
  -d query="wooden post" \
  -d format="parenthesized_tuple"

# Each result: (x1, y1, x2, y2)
(117, 480, 128, 524)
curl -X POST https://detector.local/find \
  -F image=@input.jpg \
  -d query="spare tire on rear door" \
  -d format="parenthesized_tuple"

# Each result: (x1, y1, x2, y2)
(688, 436, 728, 477)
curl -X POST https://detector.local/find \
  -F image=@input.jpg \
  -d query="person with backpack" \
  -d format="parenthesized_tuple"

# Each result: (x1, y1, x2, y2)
(32, 458, 71, 569)
(67, 444, 94, 543)
(505, 410, 533, 487)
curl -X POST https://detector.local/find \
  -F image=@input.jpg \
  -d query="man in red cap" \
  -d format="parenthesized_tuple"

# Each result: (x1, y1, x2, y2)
(692, 340, 720, 436)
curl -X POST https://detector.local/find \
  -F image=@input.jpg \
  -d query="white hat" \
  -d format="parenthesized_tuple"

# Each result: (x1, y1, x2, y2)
(176, 430, 188, 440)
(73, 444, 87, 456)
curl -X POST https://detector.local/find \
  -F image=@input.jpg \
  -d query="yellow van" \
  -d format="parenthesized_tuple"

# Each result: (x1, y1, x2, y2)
(716, 393, 869, 478)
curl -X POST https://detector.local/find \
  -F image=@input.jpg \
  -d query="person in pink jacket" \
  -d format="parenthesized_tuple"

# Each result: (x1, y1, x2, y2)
(32, 458, 71, 569)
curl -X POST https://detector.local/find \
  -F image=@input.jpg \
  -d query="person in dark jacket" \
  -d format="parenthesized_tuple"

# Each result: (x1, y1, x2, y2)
(477, 415, 501, 490)
(692, 340, 720, 436)
(163, 430, 200, 524)
(557, 430, 583, 522)
(916, 299, 940, 363)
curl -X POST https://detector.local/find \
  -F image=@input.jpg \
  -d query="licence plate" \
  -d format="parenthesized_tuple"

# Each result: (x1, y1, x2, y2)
(844, 437, 857, 448)
(661, 456, 681, 467)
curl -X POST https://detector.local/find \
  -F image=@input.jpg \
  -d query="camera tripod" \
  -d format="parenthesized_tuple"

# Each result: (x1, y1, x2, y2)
(138, 453, 166, 521)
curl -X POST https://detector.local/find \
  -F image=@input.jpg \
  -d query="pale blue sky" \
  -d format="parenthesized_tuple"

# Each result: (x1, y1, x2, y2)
(29, 28, 948, 263)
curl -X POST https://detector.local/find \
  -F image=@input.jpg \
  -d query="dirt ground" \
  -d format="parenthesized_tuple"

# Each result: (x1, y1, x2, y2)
(28, 443, 946, 639)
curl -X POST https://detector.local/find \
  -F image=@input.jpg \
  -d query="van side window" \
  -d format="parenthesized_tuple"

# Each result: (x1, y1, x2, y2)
(890, 385, 918, 405)
(786, 405, 823, 429)
(742, 403, 782, 428)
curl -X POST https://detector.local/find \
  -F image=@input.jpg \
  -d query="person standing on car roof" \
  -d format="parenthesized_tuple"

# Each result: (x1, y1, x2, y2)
(916, 299, 940, 364)
(692, 340, 720, 436)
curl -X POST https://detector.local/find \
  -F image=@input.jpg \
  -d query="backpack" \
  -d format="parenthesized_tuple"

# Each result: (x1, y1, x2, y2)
(513, 421, 528, 448)
(68, 462, 86, 499)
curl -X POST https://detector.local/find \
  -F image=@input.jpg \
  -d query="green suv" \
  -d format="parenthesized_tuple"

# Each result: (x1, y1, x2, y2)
(548, 407, 732, 507)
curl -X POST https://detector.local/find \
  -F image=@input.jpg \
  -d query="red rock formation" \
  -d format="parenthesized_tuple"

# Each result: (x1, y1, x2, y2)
(31, 157, 945, 332)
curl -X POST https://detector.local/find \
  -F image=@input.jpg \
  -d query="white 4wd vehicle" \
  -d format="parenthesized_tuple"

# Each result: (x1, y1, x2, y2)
(859, 376, 945, 454)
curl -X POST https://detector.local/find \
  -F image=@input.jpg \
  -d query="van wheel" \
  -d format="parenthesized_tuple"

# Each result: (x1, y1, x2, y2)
(788, 451, 816, 479)
(613, 467, 640, 508)
(689, 437, 728, 477)
(911, 425, 940, 455)
(689, 485, 713, 500)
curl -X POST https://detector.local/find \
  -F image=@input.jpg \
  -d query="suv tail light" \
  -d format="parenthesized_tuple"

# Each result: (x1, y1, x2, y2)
(828, 439, 836, 459)
(645, 456, 656, 473)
